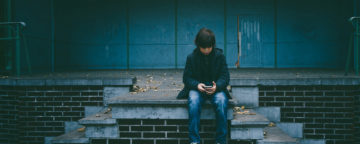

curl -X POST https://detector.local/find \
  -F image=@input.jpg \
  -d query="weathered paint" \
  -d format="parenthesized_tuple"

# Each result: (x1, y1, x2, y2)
(11, 0, 354, 72)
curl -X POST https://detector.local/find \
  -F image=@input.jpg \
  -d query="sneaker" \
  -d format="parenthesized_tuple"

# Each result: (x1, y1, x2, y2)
(190, 143, 198, 144)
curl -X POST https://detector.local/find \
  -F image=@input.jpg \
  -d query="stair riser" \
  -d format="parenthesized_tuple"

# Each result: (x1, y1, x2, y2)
(257, 142, 297, 144)
(276, 123, 303, 138)
(85, 125, 118, 138)
(231, 127, 264, 140)
(232, 87, 259, 107)
(111, 105, 233, 119)
(254, 107, 281, 122)
(104, 87, 130, 106)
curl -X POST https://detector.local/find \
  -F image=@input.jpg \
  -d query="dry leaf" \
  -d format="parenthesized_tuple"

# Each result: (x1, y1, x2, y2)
(77, 127, 85, 132)
(233, 107, 241, 112)
(268, 122, 276, 127)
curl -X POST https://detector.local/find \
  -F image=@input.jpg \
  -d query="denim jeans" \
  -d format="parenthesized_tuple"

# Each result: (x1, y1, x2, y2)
(188, 90, 228, 144)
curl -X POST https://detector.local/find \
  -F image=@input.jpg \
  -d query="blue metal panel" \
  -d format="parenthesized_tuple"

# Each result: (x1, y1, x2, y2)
(239, 15, 263, 67)
(13, 0, 51, 73)
(130, 45, 175, 69)
(54, 0, 128, 70)
(177, 0, 225, 68)
(128, 0, 175, 69)
(277, 0, 350, 68)
(225, 0, 275, 68)
(11, 0, 355, 71)
(177, 45, 194, 68)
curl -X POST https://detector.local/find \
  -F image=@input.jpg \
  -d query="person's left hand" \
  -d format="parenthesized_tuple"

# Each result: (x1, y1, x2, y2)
(205, 81, 217, 95)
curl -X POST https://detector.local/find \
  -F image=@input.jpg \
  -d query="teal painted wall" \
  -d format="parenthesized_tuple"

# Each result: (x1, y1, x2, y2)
(277, 0, 352, 68)
(12, 0, 52, 73)
(11, 0, 355, 72)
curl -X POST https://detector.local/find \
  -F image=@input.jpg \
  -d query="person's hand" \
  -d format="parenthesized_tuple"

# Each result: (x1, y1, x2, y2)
(205, 81, 217, 95)
(197, 83, 206, 92)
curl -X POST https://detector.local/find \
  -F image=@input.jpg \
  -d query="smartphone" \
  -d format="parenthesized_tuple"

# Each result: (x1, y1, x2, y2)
(203, 85, 212, 88)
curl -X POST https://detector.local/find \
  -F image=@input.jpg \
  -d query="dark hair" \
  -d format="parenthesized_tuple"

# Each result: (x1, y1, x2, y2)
(195, 28, 216, 48)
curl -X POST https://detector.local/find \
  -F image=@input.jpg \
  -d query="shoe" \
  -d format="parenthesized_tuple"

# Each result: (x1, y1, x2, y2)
(190, 143, 198, 144)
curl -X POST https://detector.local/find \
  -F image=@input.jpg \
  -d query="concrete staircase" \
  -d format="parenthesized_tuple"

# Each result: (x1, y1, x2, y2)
(230, 86, 325, 144)
(52, 84, 325, 144)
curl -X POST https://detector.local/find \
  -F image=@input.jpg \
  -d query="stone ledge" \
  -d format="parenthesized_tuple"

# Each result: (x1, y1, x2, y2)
(108, 91, 236, 120)
(257, 127, 297, 144)
(231, 109, 269, 127)
(230, 78, 360, 86)
(111, 105, 234, 120)
(51, 130, 89, 144)
(0, 78, 135, 86)
(79, 113, 116, 125)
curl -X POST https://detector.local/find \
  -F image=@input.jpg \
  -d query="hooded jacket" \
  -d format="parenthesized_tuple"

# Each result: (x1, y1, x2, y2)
(177, 48, 230, 99)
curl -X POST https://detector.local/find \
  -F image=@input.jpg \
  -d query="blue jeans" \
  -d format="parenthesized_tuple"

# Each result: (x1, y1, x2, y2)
(188, 90, 228, 144)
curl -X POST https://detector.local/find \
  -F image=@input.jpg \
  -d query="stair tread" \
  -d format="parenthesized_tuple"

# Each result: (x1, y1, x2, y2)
(259, 126, 297, 143)
(107, 92, 236, 105)
(79, 109, 115, 125)
(52, 130, 89, 143)
(231, 109, 270, 126)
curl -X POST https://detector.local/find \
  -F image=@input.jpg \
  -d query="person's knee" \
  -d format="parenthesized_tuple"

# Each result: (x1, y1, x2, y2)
(214, 92, 227, 105)
(189, 90, 201, 106)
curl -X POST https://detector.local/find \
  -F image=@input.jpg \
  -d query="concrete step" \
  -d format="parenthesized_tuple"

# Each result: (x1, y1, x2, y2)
(254, 107, 281, 122)
(276, 122, 303, 138)
(298, 139, 325, 144)
(257, 127, 297, 144)
(107, 90, 236, 120)
(78, 108, 118, 138)
(230, 109, 270, 140)
(51, 130, 89, 144)
(231, 86, 259, 107)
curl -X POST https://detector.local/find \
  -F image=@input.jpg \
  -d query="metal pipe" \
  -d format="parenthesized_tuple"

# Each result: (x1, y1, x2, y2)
(174, 0, 178, 69)
(223, 0, 227, 57)
(0, 22, 26, 27)
(15, 24, 20, 75)
(51, 0, 55, 72)
(126, 0, 130, 69)
(274, 0, 278, 68)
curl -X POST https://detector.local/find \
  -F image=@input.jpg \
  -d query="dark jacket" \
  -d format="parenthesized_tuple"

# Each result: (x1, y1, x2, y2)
(177, 48, 230, 99)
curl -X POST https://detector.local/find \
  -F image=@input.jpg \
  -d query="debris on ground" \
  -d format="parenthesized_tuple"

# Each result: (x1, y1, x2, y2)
(104, 107, 112, 114)
(268, 122, 276, 127)
(77, 127, 85, 132)
(0, 75, 8, 79)
(233, 106, 256, 115)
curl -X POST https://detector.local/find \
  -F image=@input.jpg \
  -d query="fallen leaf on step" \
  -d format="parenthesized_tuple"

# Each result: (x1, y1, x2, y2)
(77, 127, 86, 132)
(233, 107, 241, 112)
(268, 122, 276, 127)
(104, 107, 112, 114)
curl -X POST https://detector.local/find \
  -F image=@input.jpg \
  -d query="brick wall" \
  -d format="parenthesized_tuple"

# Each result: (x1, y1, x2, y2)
(354, 90, 360, 142)
(1, 84, 359, 144)
(90, 119, 251, 144)
(0, 86, 18, 144)
(1, 86, 104, 144)
(259, 85, 357, 144)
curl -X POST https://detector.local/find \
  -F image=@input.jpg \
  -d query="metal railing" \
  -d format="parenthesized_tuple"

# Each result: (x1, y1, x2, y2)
(0, 22, 31, 76)
(345, 17, 360, 75)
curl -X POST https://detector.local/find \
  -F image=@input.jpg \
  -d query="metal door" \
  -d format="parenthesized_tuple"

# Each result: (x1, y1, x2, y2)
(236, 15, 263, 67)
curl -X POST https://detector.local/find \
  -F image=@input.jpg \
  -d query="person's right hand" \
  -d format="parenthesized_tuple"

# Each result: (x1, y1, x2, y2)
(197, 83, 206, 92)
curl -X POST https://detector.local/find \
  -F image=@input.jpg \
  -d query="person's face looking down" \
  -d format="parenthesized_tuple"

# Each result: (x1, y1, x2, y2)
(199, 47, 212, 55)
